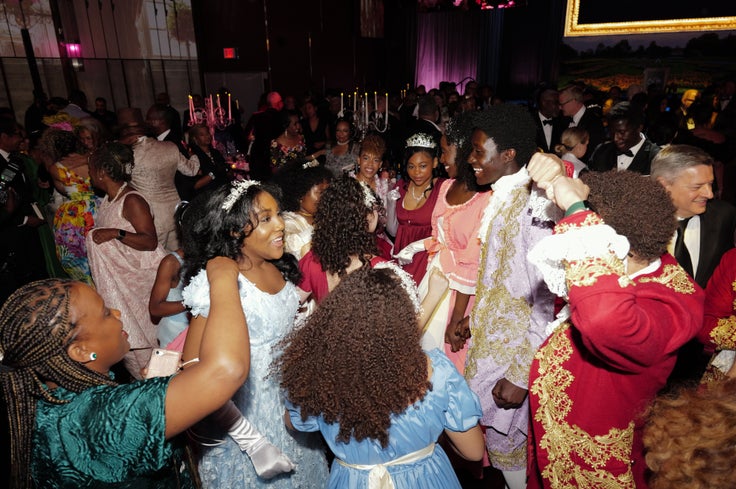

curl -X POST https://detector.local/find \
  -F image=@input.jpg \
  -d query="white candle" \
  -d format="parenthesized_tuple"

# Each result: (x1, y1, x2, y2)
(353, 91, 357, 112)
(340, 92, 344, 113)
(374, 91, 377, 113)
(385, 92, 388, 119)
(216, 93, 221, 109)
(364, 93, 368, 126)
(188, 94, 194, 116)
(228, 93, 232, 120)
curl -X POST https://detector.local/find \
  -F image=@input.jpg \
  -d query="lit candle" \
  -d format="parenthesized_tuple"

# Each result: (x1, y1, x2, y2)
(188, 94, 194, 116)
(385, 92, 388, 119)
(228, 93, 232, 120)
(216, 93, 222, 109)
(364, 93, 368, 126)
(340, 92, 344, 113)
(353, 91, 357, 112)
(374, 91, 377, 113)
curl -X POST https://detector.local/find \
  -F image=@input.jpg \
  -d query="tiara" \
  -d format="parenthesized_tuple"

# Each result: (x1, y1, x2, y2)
(405, 132, 436, 149)
(222, 180, 261, 211)
(358, 181, 378, 209)
(373, 261, 421, 313)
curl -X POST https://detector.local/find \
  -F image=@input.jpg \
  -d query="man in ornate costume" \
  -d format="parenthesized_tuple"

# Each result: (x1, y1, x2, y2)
(464, 104, 561, 489)
(525, 159, 704, 488)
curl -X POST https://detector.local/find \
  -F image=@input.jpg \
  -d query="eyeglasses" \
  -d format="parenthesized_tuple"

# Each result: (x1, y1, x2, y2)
(559, 99, 573, 106)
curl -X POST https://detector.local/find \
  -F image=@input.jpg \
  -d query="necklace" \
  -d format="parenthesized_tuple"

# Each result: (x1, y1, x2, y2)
(336, 140, 349, 146)
(411, 182, 429, 200)
(111, 181, 128, 202)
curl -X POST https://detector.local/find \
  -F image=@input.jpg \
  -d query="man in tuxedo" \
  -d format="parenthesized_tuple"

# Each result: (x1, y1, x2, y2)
(588, 102, 660, 175)
(243, 91, 284, 181)
(558, 85, 604, 162)
(533, 88, 566, 153)
(147, 103, 198, 200)
(0, 118, 47, 303)
(652, 144, 736, 383)
(409, 96, 442, 148)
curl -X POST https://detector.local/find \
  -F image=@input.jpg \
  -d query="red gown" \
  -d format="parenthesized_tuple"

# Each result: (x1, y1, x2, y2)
(393, 178, 445, 284)
(528, 211, 704, 489)
(298, 250, 387, 304)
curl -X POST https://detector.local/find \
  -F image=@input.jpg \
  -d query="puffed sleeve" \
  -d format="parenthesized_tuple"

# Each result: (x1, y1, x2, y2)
(181, 268, 211, 317)
(285, 399, 321, 433)
(428, 349, 481, 432)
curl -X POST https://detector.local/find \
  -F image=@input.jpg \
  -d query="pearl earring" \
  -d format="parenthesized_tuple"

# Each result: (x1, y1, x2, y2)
(89, 352, 97, 361)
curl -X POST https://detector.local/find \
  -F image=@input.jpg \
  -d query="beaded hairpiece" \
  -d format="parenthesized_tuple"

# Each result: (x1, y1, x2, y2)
(222, 180, 261, 211)
(444, 118, 466, 147)
(405, 132, 437, 149)
(373, 261, 421, 313)
(358, 181, 378, 209)
(303, 159, 320, 169)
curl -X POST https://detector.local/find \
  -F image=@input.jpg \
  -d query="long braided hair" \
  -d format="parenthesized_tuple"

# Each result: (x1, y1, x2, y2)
(0, 279, 116, 489)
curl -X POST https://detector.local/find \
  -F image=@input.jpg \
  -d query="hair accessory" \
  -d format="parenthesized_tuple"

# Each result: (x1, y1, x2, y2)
(373, 261, 421, 313)
(405, 132, 436, 149)
(358, 181, 378, 209)
(444, 118, 466, 147)
(89, 352, 97, 361)
(302, 159, 319, 169)
(222, 180, 261, 212)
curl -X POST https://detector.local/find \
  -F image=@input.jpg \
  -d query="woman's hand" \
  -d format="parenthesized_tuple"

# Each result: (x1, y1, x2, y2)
(445, 316, 470, 352)
(91, 228, 120, 244)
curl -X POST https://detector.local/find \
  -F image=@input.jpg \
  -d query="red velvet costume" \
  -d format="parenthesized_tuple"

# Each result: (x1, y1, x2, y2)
(698, 248, 736, 382)
(528, 211, 704, 488)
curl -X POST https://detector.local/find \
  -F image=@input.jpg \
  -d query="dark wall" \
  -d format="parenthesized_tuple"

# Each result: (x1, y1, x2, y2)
(191, 0, 417, 99)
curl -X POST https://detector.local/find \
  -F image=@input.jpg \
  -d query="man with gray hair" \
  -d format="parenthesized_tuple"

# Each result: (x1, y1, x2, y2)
(652, 144, 736, 384)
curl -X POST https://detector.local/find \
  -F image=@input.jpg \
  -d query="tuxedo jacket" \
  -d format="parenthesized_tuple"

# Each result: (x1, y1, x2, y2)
(691, 199, 736, 288)
(587, 139, 660, 175)
(533, 114, 567, 153)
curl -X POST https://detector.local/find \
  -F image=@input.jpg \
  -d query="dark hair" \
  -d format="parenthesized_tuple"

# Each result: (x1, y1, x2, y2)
(38, 128, 80, 162)
(182, 182, 301, 285)
(89, 141, 134, 183)
(0, 117, 18, 136)
(608, 101, 644, 129)
(273, 160, 333, 212)
(402, 136, 438, 196)
(445, 112, 484, 191)
(279, 110, 301, 131)
(0, 279, 116, 488)
(311, 176, 379, 275)
(581, 170, 676, 261)
(472, 103, 538, 167)
(277, 266, 430, 447)
(359, 134, 386, 158)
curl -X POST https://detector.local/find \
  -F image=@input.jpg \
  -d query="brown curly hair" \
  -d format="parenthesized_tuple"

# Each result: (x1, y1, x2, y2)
(311, 176, 379, 275)
(277, 266, 430, 447)
(643, 378, 736, 489)
(581, 170, 676, 261)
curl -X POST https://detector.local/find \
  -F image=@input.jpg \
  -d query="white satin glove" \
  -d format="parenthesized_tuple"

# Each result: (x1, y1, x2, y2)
(228, 416, 296, 479)
(393, 239, 426, 265)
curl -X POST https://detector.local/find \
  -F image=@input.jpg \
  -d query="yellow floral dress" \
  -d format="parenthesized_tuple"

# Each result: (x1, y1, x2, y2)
(52, 163, 98, 284)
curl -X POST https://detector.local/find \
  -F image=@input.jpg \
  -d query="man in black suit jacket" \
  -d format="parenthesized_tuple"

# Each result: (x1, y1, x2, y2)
(559, 85, 605, 162)
(652, 144, 736, 384)
(533, 89, 567, 154)
(588, 102, 660, 175)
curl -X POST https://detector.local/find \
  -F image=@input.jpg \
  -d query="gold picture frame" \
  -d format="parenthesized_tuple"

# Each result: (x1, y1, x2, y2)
(564, 0, 736, 37)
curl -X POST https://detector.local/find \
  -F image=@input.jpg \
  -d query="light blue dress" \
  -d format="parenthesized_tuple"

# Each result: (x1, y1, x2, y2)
(183, 269, 329, 488)
(287, 349, 482, 489)
(158, 251, 189, 348)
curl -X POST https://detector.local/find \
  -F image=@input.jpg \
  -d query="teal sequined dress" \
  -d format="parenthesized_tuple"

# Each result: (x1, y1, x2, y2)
(32, 376, 192, 488)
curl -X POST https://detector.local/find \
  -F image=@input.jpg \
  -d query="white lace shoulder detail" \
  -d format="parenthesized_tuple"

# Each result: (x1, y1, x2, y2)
(182, 268, 212, 317)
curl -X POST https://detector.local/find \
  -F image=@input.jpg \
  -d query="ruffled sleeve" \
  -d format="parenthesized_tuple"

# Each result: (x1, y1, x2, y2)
(427, 349, 481, 432)
(182, 267, 211, 317)
(284, 399, 321, 433)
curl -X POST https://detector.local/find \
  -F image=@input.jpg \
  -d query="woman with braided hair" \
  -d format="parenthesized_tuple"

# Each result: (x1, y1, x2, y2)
(0, 257, 249, 488)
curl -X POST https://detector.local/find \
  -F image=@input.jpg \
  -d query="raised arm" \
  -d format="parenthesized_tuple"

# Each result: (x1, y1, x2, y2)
(163, 257, 249, 438)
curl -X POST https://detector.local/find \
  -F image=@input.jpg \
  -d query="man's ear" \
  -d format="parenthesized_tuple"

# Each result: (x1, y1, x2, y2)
(67, 341, 90, 364)
(504, 148, 517, 162)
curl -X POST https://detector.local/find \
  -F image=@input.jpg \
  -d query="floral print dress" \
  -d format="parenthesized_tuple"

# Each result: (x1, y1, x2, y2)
(53, 163, 98, 284)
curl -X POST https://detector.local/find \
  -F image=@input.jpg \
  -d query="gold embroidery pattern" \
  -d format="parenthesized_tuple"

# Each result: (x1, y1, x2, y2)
(709, 316, 736, 350)
(554, 213, 603, 235)
(466, 188, 534, 391)
(531, 327, 636, 488)
(565, 252, 629, 289)
(731, 279, 736, 311)
(638, 264, 695, 295)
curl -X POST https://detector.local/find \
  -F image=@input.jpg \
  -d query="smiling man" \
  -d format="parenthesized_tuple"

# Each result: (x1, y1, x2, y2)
(464, 104, 561, 489)
(652, 144, 736, 385)
(588, 102, 660, 174)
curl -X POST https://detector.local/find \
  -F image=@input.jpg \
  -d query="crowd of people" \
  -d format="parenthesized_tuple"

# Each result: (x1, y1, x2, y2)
(1, 75, 736, 489)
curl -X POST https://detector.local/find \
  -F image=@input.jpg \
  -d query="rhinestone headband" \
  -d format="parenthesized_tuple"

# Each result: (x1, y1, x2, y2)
(373, 261, 421, 313)
(405, 132, 436, 149)
(222, 180, 261, 211)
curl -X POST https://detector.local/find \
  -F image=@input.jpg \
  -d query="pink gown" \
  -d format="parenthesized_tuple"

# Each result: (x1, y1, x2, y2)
(393, 178, 445, 284)
(86, 189, 167, 378)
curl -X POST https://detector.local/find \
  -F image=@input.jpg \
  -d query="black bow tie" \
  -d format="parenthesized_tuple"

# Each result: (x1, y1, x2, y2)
(617, 149, 634, 157)
(542, 119, 553, 126)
